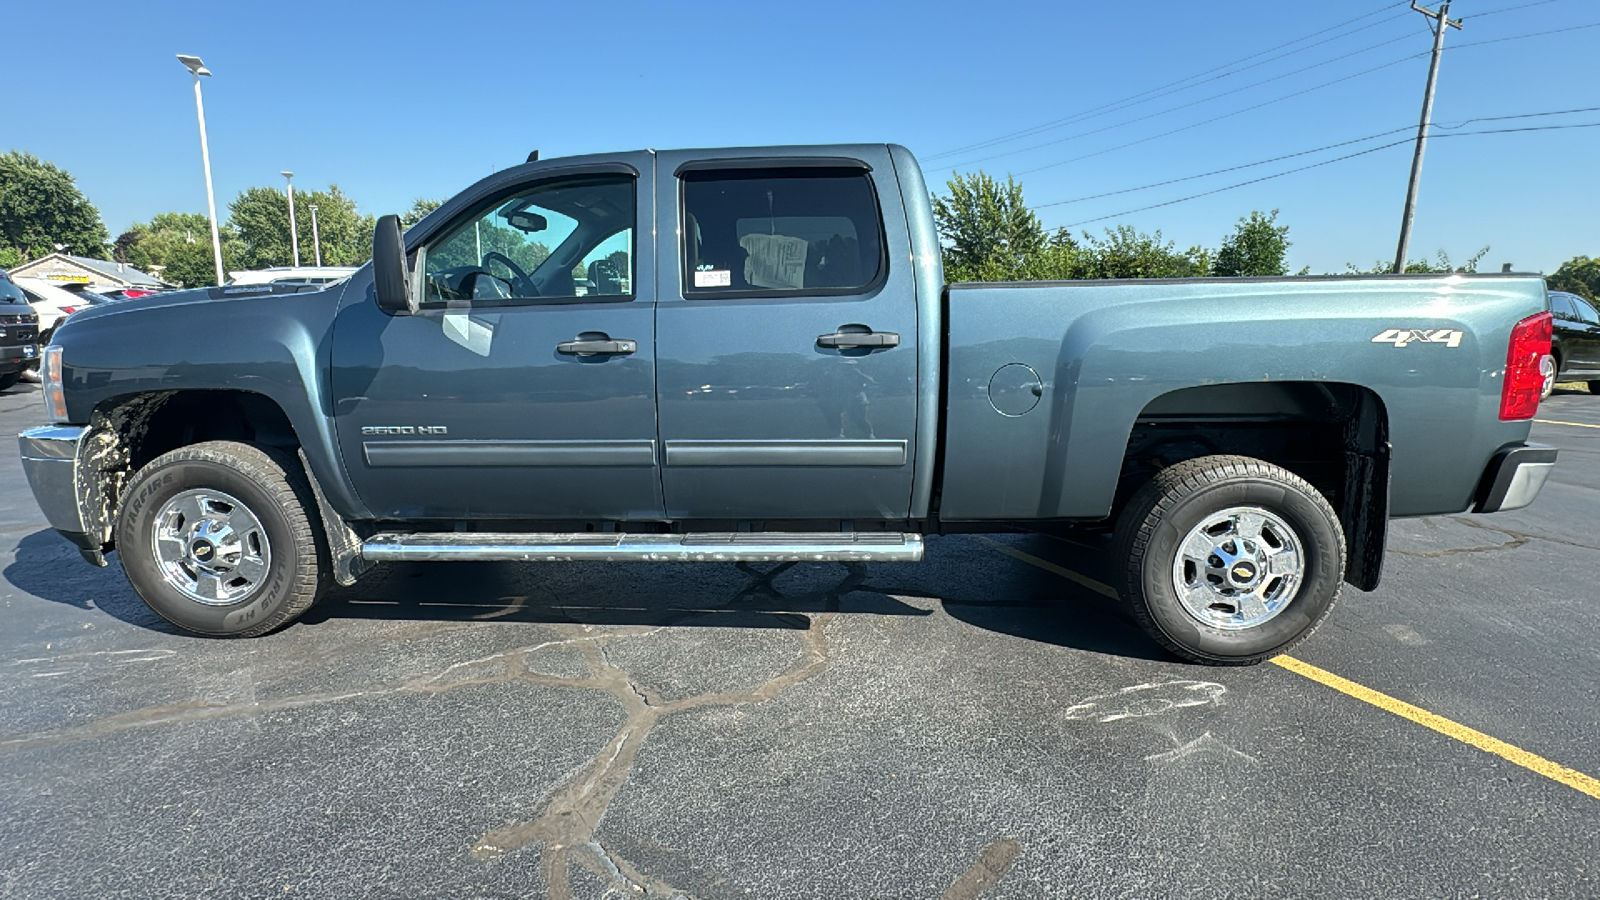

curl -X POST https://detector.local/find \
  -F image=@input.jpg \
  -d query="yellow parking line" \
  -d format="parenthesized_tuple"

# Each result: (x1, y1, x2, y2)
(973, 536, 1119, 599)
(1534, 418, 1600, 429)
(1273, 655, 1600, 800)
(979, 538, 1600, 800)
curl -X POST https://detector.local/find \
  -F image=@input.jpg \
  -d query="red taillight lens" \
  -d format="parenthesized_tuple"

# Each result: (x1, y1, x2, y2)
(60, 306, 80, 315)
(1500, 311, 1553, 421)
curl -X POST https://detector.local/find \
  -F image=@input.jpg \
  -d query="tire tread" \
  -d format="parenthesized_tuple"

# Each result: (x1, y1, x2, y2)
(1112, 455, 1346, 666)
(115, 440, 327, 637)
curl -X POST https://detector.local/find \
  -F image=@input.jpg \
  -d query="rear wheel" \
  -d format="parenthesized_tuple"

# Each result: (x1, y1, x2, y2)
(1588, 381, 1600, 394)
(1113, 455, 1345, 665)
(0, 372, 18, 392)
(115, 441, 327, 637)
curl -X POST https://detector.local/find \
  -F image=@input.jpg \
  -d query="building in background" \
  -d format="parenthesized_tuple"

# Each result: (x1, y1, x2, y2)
(8, 254, 171, 294)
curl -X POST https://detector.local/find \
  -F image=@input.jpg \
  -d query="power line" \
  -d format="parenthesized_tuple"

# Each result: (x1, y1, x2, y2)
(922, 1, 1412, 162)
(1033, 127, 1417, 209)
(1052, 121, 1600, 230)
(1010, 52, 1425, 176)
(934, 30, 1422, 173)
(1461, 0, 1563, 20)
(939, 18, 1599, 180)
(1433, 105, 1600, 128)
(1448, 18, 1600, 49)
(1031, 105, 1600, 209)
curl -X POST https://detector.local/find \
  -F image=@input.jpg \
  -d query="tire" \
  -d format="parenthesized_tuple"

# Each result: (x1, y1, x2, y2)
(115, 441, 328, 637)
(1588, 381, 1600, 395)
(0, 372, 18, 392)
(1112, 455, 1345, 666)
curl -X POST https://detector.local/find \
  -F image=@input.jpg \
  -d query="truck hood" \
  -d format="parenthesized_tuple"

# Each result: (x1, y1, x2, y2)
(55, 281, 339, 332)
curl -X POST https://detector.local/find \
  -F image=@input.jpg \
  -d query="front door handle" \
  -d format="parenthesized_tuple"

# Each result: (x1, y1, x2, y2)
(557, 338, 637, 356)
(817, 329, 899, 349)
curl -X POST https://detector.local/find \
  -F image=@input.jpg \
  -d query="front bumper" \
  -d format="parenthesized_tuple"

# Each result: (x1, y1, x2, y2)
(0, 342, 36, 374)
(1473, 442, 1558, 514)
(18, 425, 106, 564)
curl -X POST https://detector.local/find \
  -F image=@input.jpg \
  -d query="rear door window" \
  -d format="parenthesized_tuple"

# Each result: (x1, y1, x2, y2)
(1575, 296, 1600, 326)
(680, 168, 884, 297)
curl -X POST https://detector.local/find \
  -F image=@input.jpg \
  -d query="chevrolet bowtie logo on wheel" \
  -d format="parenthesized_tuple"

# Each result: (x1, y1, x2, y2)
(1371, 328, 1465, 348)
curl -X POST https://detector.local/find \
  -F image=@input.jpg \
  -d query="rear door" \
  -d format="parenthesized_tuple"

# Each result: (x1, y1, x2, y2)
(652, 149, 919, 521)
(1571, 295, 1600, 372)
(330, 157, 663, 520)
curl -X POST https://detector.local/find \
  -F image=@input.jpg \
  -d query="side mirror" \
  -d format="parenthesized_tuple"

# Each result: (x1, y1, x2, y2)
(372, 214, 415, 314)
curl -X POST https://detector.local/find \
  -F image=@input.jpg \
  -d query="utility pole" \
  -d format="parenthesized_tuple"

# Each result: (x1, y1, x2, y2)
(282, 171, 300, 267)
(309, 204, 322, 267)
(1393, 1, 1463, 274)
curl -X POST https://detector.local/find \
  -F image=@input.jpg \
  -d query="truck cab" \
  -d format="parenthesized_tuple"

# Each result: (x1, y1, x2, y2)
(335, 145, 935, 525)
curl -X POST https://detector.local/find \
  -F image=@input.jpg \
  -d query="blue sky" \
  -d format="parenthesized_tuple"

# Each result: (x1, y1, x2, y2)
(4, 0, 1595, 274)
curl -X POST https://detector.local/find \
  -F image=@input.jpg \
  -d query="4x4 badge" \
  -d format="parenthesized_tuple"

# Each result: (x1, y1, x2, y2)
(1371, 328, 1464, 348)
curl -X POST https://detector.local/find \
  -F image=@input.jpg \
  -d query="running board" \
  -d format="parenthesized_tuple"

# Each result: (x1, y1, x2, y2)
(359, 532, 924, 563)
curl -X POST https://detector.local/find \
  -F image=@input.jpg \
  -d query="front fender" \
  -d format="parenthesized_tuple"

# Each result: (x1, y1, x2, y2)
(52, 285, 368, 519)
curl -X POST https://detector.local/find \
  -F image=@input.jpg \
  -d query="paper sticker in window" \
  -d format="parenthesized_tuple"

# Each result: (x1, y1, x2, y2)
(694, 269, 731, 288)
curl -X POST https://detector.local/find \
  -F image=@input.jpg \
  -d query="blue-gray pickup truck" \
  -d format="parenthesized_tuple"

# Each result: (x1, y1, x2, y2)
(18, 144, 1559, 665)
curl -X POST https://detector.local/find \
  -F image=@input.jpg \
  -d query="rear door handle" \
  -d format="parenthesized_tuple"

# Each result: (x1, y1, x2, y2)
(557, 338, 637, 356)
(817, 330, 900, 349)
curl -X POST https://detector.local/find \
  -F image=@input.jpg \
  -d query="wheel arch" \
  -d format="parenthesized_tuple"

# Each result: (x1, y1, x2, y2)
(75, 389, 361, 553)
(1117, 381, 1390, 591)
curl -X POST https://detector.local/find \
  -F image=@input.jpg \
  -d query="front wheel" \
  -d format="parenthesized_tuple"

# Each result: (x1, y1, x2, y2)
(115, 441, 328, 637)
(1113, 455, 1345, 666)
(1587, 381, 1600, 394)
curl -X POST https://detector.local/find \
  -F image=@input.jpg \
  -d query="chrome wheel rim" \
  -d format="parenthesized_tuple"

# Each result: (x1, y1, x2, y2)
(1171, 505, 1304, 630)
(150, 488, 271, 606)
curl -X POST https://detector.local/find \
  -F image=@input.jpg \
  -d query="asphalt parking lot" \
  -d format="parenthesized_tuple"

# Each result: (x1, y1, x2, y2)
(0, 383, 1596, 899)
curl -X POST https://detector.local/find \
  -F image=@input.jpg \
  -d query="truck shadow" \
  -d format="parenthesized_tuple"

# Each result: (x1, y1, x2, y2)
(5, 529, 1169, 662)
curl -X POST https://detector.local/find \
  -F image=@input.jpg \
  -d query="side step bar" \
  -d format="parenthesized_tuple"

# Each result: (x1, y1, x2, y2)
(359, 532, 924, 563)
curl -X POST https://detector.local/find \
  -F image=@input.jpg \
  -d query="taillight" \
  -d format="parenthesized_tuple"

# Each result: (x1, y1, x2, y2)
(42, 345, 67, 423)
(60, 306, 80, 315)
(1500, 311, 1553, 421)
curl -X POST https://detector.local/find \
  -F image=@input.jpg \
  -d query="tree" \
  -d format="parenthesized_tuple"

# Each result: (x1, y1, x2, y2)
(1548, 255, 1599, 301)
(1213, 210, 1290, 277)
(401, 198, 443, 228)
(229, 184, 375, 270)
(0, 151, 110, 262)
(932, 173, 1083, 281)
(1078, 225, 1211, 279)
(114, 212, 245, 288)
(1345, 246, 1490, 275)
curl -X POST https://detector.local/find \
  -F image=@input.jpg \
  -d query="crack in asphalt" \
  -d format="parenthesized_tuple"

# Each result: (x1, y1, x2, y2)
(1, 564, 949, 898)
(1391, 515, 1600, 559)
(1446, 515, 1600, 554)
(469, 581, 843, 899)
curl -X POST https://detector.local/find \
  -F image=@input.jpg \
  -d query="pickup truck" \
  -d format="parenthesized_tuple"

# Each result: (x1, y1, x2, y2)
(18, 144, 1558, 665)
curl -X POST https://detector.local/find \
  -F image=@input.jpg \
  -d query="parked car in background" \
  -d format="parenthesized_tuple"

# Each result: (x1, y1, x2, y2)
(228, 266, 357, 287)
(1549, 291, 1600, 393)
(13, 277, 116, 343)
(97, 288, 163, 302)
(0, 270, 41, 391)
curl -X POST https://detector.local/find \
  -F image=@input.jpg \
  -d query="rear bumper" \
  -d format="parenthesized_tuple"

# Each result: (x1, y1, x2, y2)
(17, 425, 103, 560)
(1473, 442, 1558, 514)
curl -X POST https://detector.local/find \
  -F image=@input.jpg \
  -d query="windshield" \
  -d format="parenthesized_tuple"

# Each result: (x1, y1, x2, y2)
(0, 275, 25, 305)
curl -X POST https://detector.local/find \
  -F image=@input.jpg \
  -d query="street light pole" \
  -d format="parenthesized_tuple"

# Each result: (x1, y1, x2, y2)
(281, 171, 300, 267)
(177, 55, 225, 286)
(1392, 1, 1463, 274)
(309, 204, 322, 267)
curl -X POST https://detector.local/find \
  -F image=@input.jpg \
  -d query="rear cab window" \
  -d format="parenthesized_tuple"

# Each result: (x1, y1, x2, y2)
(680, 167, 885, 298)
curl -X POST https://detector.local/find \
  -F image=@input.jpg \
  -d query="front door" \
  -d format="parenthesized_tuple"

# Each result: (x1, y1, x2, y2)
(652, 150, 919, 521)
(331, 159, 663, 520)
